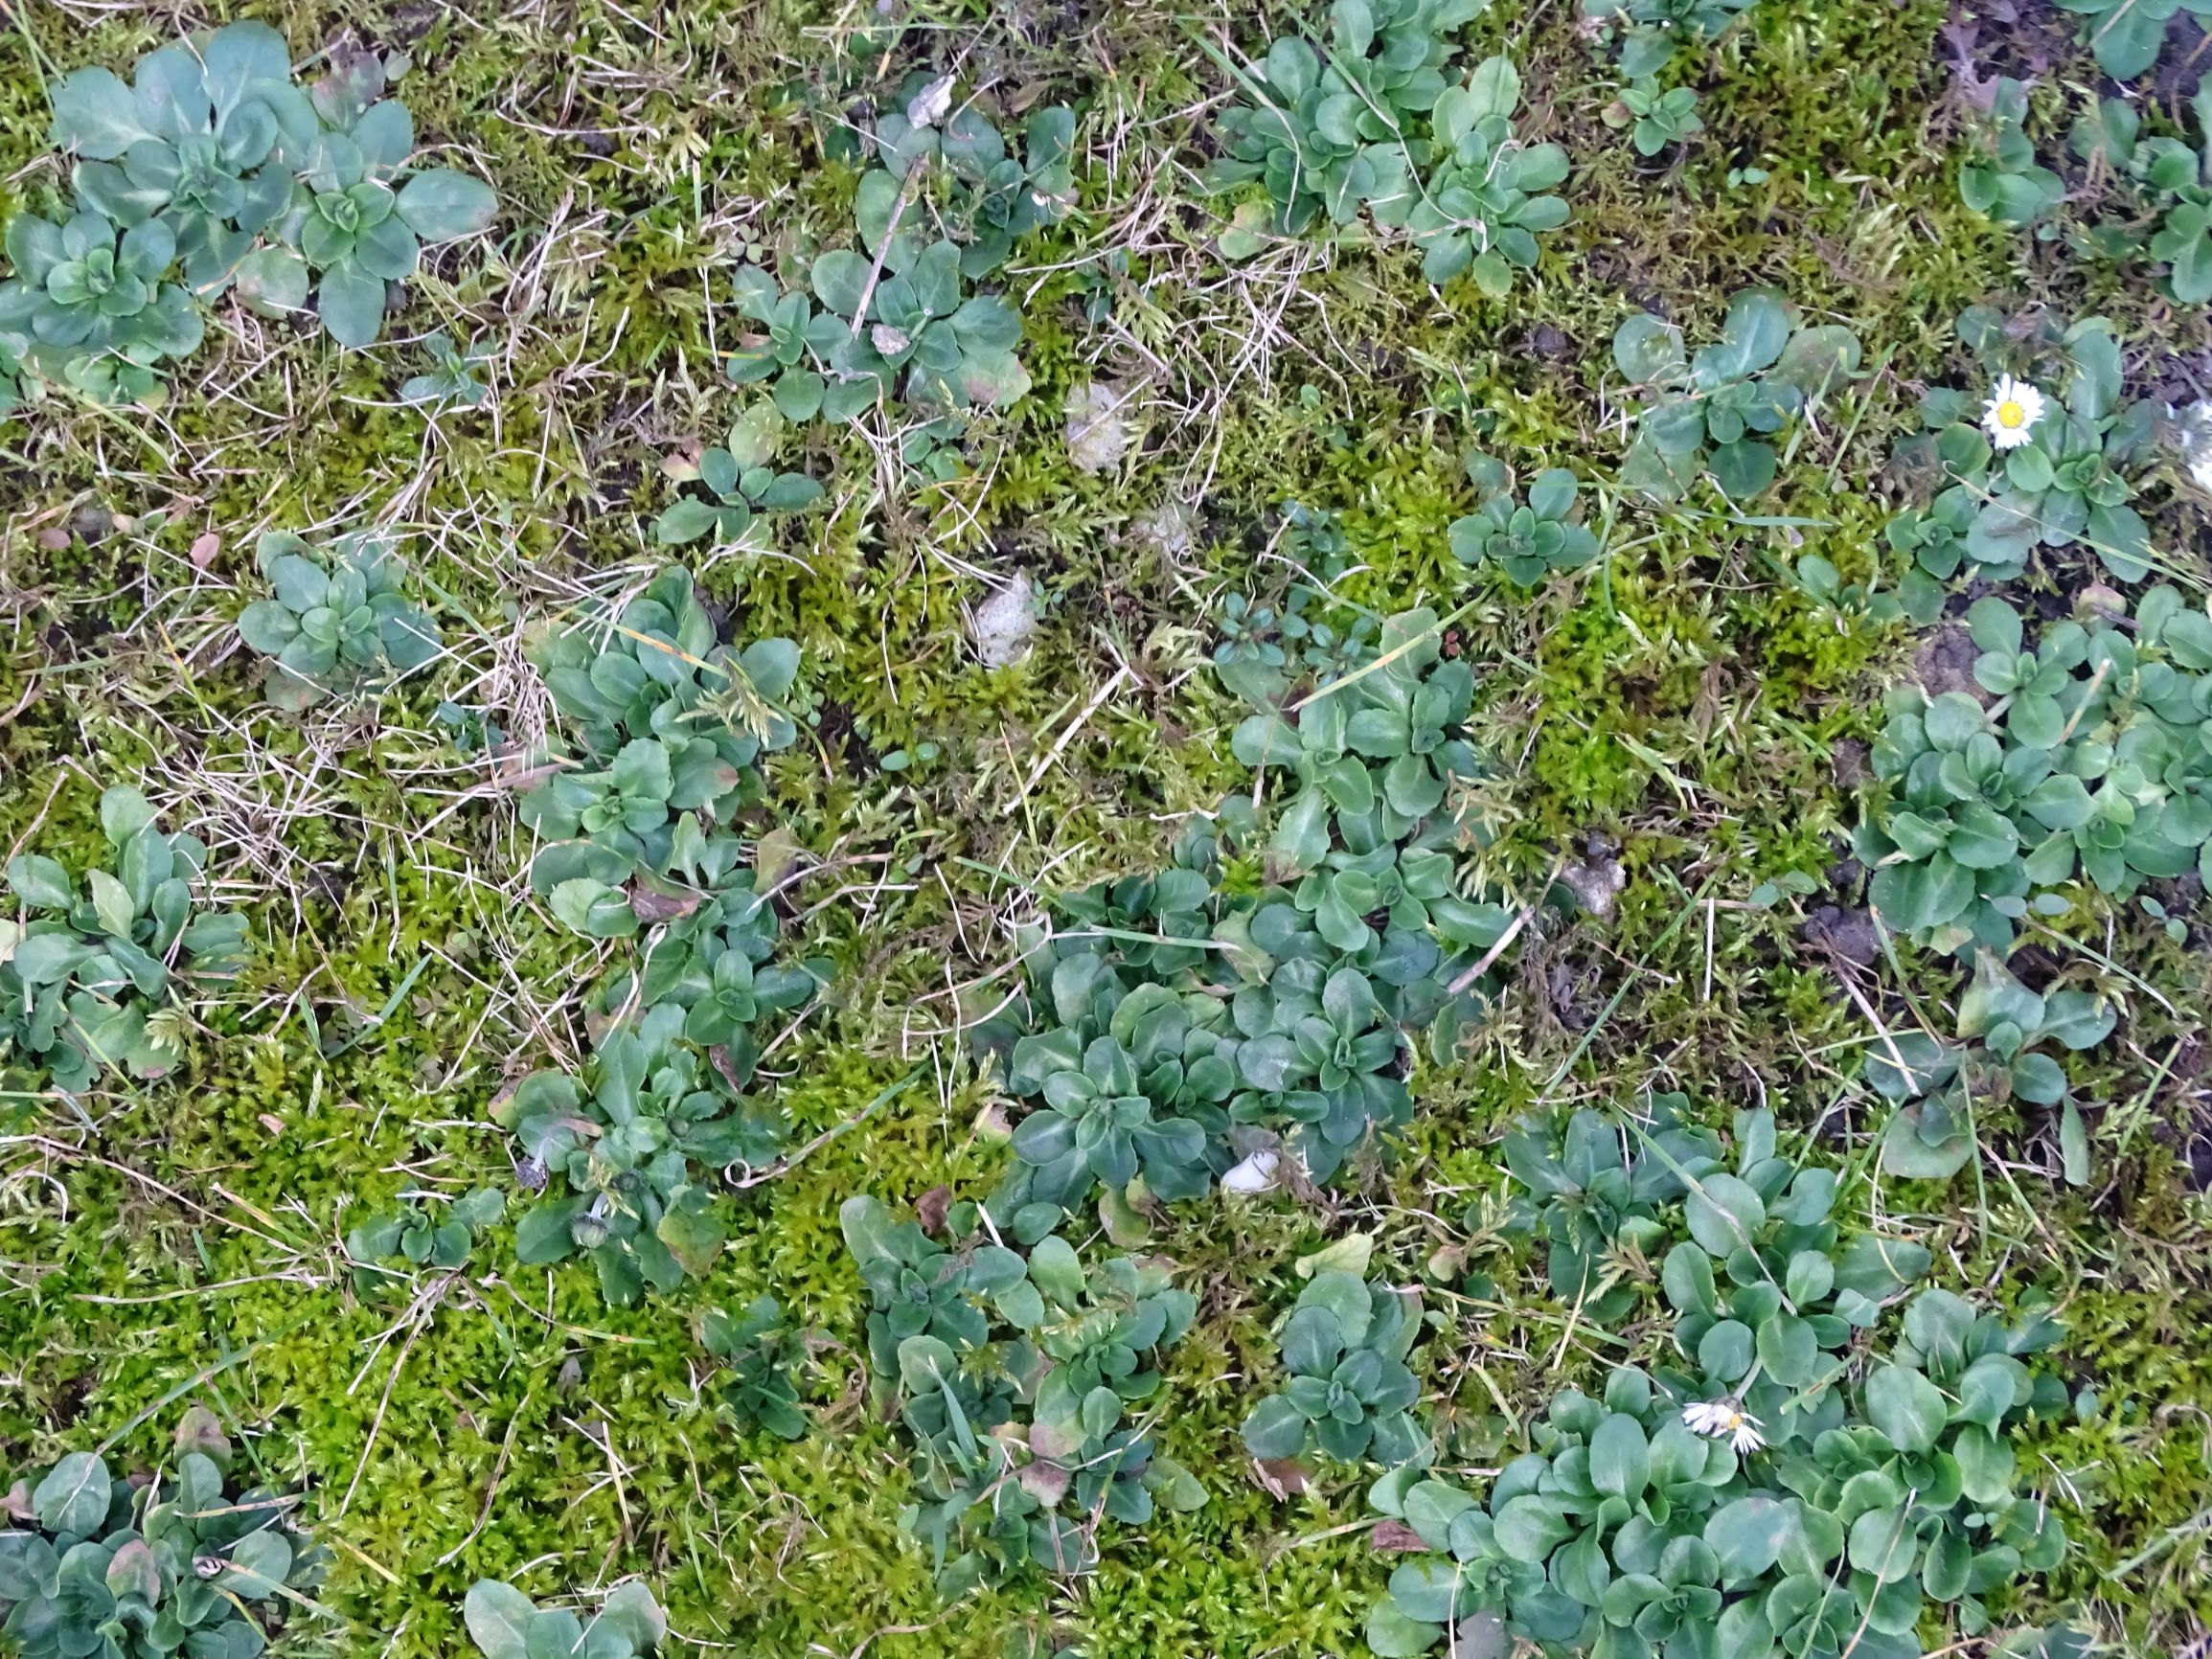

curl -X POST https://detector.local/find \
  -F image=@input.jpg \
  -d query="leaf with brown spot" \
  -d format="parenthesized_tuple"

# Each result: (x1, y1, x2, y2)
(1017, 1460, 1070, 1506)
(1029, 1418, 1083, 1462)
(708, 1045, 756, 1095)
(1371, 1520, 1430, 1554)
(626, 881, 702, 922)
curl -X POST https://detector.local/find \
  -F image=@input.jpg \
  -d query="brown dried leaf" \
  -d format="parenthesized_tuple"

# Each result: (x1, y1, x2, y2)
(917, 1184, 954, 1238)
(626, 882, 702, 923)
(1253, 1458, 1308, 1500)
(1017, 1459, 1070, 1507)
(1371, 1520, 1430, 1554)
(189, 532, 221, 570)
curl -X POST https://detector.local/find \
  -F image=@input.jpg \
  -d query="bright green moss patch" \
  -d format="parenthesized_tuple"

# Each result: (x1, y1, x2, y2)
(4, 0, 2212, 1656)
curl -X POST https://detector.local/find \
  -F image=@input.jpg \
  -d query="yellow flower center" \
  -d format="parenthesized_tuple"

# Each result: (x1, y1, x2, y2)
(1995, 399, 2025, 429)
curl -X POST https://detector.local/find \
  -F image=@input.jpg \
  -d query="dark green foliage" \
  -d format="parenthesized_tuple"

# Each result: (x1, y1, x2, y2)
(233, 531, 443, 711)
(1397, 57, 1570, 292)
(840, 1198, 1206, 1595)
(1366, 1109, 2069, 1658)
(1958, 80, 2064, 230)
(1613, 290, 1861, 503)
(652, 403, 826, 547)
(1611, 80, 1704, 157)
(701, 1296, 811, 1440)
(2, 786, 245, 1093)
(1881, 310, 2156, 615)
(1205, 1, 1494, 239)
(1240, 1268, 1425, 1465)
(398, 332, 492, 409)
(861, 80, 1077, 282)
(0, 211, 202, 404)
(463, 1579, 664, 1659)
(3, 3, 2211, 1657)
(2050, 0, 2212, 80)
(1867, 951, 2115, 1183)
(7, 18, 497, 398)
(1449, 460, 1601, 586)
(517, 566, 801, 933)
(344, 1186, 506, 1291)
(988, 607, 1517, 1225)
(1211, 587, 1376, 711)
(499, 984, 802, 1305)
(1857, 587, 2212, 953)
(721, 76, 1067, 480)
(1, 1418, 323, 1659)
(1583, 0, 1758, 80)
(1498, 1093, 1725, 1326)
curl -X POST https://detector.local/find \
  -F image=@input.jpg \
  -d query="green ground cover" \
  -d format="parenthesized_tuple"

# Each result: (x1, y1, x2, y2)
(2, 2, 2209, 1657)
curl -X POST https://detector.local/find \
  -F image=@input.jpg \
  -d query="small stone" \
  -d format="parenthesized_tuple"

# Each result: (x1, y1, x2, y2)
(916, 1184, 954, 1237)
(1220, 1148, 1280, 1195)
(1560, 850, 1626, 920)
(1065, 380, 1138, 474)
(1253, 1458, 1308, 1499)
(905, 73, 955, 129)
(1131, 499, 1198, 561)
(971, 573, 1037, 668)
(2177, 398, 2212, 492)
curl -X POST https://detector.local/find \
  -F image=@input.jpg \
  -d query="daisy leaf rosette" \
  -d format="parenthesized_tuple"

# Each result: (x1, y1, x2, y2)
(1856, 586, 2212, 954)
(1882, 309, 2160, 602)
(1361, 1108, 2072, 1659)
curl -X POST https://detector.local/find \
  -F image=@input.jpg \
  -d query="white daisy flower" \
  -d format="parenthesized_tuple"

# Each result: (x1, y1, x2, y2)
(1682, 1400, 1765, 1455)
(1982, 375, 2046, 450)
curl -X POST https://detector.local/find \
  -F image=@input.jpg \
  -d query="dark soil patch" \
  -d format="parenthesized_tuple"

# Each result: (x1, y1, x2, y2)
(2149, 16, 2212, 102)
(1804, 905, 1881, 966)
(1940, 0, 2080, 91)
(1911, 624, 1985, 702)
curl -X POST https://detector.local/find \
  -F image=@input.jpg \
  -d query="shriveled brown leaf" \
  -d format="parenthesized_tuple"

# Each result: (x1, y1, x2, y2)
(627, 882, 702, 923)
(1253, 1458, 1308, 1499)
(917, 1184, 954, 1237)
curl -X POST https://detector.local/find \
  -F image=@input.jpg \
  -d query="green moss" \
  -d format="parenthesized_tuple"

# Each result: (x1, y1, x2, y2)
(3, 1, 2210, 1656)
